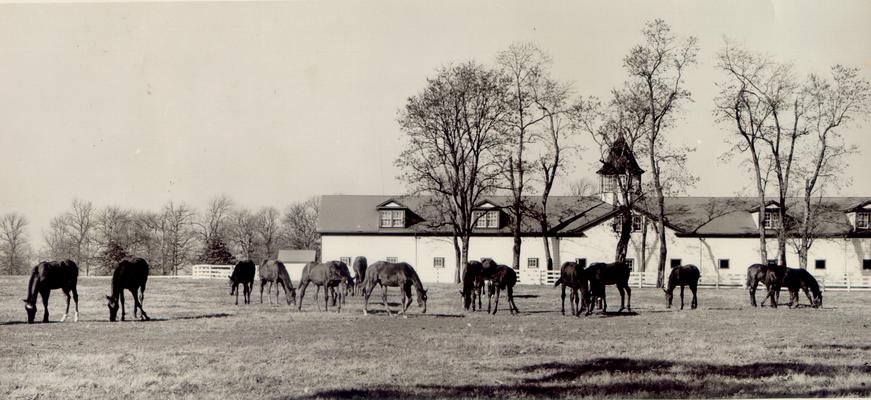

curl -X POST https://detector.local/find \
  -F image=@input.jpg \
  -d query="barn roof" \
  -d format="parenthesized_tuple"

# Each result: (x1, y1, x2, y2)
(277, 249, 317, 263)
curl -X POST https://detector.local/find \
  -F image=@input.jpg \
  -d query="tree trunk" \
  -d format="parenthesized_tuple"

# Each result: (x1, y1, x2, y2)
(615, 206, 632, 263)
(453, 234, 462, 284)
(460, 234, 471, 284)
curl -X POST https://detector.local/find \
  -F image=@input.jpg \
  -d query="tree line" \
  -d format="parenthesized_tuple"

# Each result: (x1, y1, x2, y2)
(396, 19, 869, 284)
(0, 196, 321, 275)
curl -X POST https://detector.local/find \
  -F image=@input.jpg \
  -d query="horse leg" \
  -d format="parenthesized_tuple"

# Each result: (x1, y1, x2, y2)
(315, 286, 322, 311)
(679, 285, 685, 310)
(749, 280, 758, 307)
(61, 288, 71, 322)
(260, 280, 265, 303)
(275, 281, 281, 305)
(617, 286, 626, 313)
(561, 284, 566, 316)
(234, 284, 240, 305)
(492, 287, 500, 315)
(120, 291, 126, 321)
(401, 285, 411, 318)
(41, 290, 50, 323)
(135, 288, 150, 321)
(571, 288, 579, 317)
(690, 284, 698, 310)
(363, 282, 372, 315)
(297, 281, 308, 311)
(802, 286, 813, 306)
(72, 287, 79, 322)
(508, 286, 519, 315)
(382, 285, 392, 317)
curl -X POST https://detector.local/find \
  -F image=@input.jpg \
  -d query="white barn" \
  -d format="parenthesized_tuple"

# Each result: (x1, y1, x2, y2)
(318, 141, 871, 286)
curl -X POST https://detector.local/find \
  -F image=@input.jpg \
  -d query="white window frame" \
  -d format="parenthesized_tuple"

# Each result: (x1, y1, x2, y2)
(613, 214, 642, 233)
(433, 257, 445, 269)
(625, 258, 635, 271)
(386, 256, 398, 263)
(380, 210, 405, 228)
(857, 212, 870, 229)
(763, 211, 781, 229)
(527, 257, 539, 269)
(473, 210, 499, 229)
(340, 257, 352, 265)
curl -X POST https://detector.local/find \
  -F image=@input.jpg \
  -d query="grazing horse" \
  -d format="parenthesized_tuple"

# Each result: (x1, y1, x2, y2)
(554, 261, 589, 316)
(259, 260, 296, 305)
(585, 261, 631, 315)
(228, 260, 256, 305)
(297, 261, 354, 312)
(479, 258, 520, 315)
(352, 256, 368, 296)
(106, 257, 150, 322)
(747, 263, 785, 308)
(362, 261, 427, 317)
(782, 267, 823, 308)
(664, 264, 700, 310)
(22, 260, 79, 324)
(461, 260, 486, 311)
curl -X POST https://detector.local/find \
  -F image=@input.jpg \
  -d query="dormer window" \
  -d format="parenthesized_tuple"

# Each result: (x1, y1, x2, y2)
(380, 210, 405, 228)
(612, 213, 642, 233)
(601, 175, 640, 194)
(763, 211, 781, 229)
(473, 210, 499, 229)
(857, 211, 870, 229)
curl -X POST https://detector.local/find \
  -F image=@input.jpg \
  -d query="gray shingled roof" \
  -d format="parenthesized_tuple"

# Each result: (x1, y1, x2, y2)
(318, 195, 871, 237)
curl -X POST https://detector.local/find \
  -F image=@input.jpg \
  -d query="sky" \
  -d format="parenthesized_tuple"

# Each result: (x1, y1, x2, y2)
(1, 0, 870, 248)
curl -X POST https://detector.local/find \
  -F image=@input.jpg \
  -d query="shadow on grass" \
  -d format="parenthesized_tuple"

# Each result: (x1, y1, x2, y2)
(286, 357, 871, 399)
(150, 312, 233, 321)
(512, 294, 539, 299)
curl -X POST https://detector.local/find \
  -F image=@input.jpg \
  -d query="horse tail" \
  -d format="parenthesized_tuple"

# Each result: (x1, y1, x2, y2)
(553, 277, 563, 287)
(26, 264, 40, 302)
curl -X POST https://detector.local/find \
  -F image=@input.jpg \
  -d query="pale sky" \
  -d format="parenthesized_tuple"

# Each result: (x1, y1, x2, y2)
(1, 0, 870, 248)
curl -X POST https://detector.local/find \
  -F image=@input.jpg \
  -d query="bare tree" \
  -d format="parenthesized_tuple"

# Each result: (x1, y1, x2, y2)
(43, 214, 75, 261)
(197, 195, 233, 263)
(282, 197, 321, 257)
(94, 206, 135, 273)
(623, 19, 699, 287)
(396, 61, 509, 283)
(793, 66, 870, 268)
(568, 177, 599, 197)
(496, 43, 551, 270)
(715, 42, 777, 264)
(256, 206, 282, 260)
(162, 202, 197, 274)
(229, 207, 258, 261)
(0, 212, 31, 274)
(65, 199, 94, 275)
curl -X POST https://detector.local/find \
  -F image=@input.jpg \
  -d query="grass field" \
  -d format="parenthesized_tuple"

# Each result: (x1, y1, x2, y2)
(1, 276, 869, 399)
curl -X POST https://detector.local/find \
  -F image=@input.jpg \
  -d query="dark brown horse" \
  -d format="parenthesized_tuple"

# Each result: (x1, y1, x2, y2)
(461, 260, 486, 311)
(228, 260, 256, 305)
(664, 264, 700, 310)
(352, 256, 368, 296)
(259, 260, 296, 305)
(362, 261, 427, 317)
(782, 267, 823, 308)
(22, 259, 79, 324)
(585, 261, 631, 315)
(747, 263, 785, 307)
(297, 261, 354, 312)
(479, 258, 520, 315)
(554, 261, 589, 316)
(106, 257, 150, 322)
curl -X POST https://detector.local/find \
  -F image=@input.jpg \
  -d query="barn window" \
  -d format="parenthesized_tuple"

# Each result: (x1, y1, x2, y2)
(613, 214, 642, 233)
(815, 259, 826, 270)
(340, 257, 352, 265)
(670, 259, 682, 268)
(386, 257, 398, 263)
(763, 211, 781, 229)
(857, 212, 870, 229)
(473, 210, 499, 228)
(380, 210, 405, 228)
(527, 258, 539, 269)
(719, 259, 730, 269)
(625, 258, 635, 271)
(767, 259, 777, 266)
(863, 259, 871, 270)
(433, 257, 445, 269)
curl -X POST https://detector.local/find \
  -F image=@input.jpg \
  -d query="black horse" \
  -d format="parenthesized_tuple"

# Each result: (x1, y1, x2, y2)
(22, 259, 79, 324)
(585, 261, 631, 315)
(228, 260, 256, 305)
(461, 260, 488, 311)
(554, 261, 589, 316)
(298, 260, 354, 312)
(259, 260, 296, 305)
(782, 267, 823, 308)
(352, 256, 368, 296)
(362, 261, 427, 317)
(747, 263, 785, 307)
(479, 258, 520, 315)
(106, 257, 150, 322)
(664, 264, 700, 310)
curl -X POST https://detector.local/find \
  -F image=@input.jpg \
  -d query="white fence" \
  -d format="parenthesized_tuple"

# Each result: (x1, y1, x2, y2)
(192, 264, 236, 279)
(539, 270, 871, 291)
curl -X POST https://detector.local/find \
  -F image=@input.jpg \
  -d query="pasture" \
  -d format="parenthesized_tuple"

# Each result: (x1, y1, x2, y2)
(1, 276, 869, 399)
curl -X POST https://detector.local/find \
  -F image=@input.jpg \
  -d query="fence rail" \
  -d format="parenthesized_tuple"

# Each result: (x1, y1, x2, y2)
(191, 264, 234, 279)
(540, 270, 871, 291)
